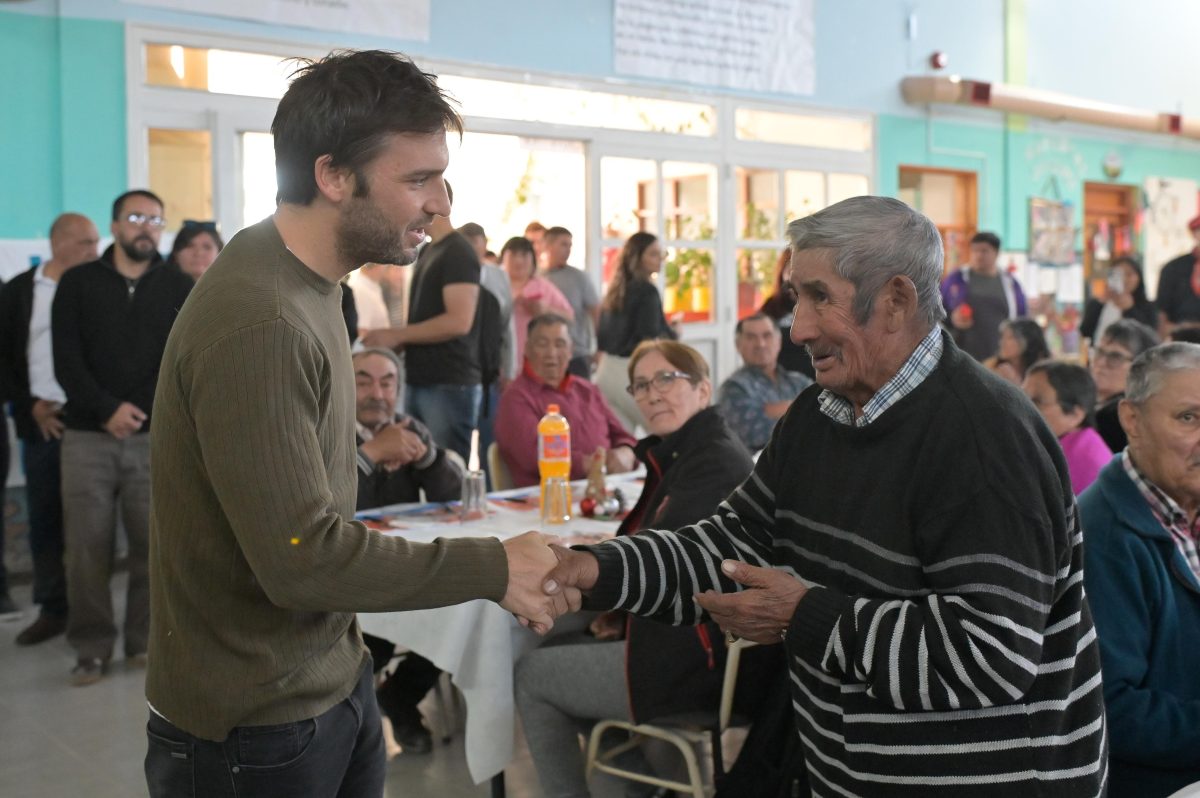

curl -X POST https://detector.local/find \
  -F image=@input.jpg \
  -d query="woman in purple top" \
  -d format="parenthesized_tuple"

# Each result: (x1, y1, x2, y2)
(1023, 359, 1113, 494)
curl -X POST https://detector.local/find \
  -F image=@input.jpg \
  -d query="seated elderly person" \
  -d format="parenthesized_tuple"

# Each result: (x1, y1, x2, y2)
(354, 348, 461, 508)
(1080, 342, 1200, 797)
(1023, 360, 1112, 495)
(496, 313, 636, 487)
(718, 312, 813, 450)
(516, 339, 775, 798)
(1091, 319, 1160, 452)
(353, 347, 460, 755)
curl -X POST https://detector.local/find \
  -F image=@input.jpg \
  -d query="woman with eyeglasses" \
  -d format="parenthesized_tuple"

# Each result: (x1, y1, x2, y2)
(515, 339, 776, 798)
(167, 221, 224, 281)
(1091, 318, 1160, 451)
(595, 232, 678, 432)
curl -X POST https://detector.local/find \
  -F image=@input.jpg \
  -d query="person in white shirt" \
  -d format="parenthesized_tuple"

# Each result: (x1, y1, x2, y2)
(0, 212, 99, 643)
(346, 263, 393, 338)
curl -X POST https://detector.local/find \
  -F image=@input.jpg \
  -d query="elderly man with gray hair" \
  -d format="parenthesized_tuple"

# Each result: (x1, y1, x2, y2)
(1080, 342, 1200, 797)
(544, 196, 1106, 795)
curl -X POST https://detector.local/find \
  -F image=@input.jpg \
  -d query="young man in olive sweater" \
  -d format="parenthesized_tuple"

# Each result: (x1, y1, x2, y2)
(144, 50, 572, 797)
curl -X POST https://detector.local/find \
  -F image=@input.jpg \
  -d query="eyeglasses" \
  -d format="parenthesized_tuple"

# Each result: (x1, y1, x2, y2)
(626, 370, 695, 399)
(1091, 347, 1134, 367)
(182, 219, 218, 233)
(124, 213, 166, 228)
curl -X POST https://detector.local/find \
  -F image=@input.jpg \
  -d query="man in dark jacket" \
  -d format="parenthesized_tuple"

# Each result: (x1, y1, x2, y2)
(52, 190, 193, 685)
(352, 346, 460, 754)
(0, 212, 99, 644)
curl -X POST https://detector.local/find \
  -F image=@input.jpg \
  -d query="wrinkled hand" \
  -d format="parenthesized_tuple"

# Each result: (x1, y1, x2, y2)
(362, 424, 428, 471)
(543, 544, 601, 596)
(361, 327, 406, 350)
(693, 559, 807, 645)
(104, 402, 146, 440)
(605, 445, 637, 475)
(32, 399, 65, 441)
(500, 532, 582, 634)
(588, 610, 626, 641)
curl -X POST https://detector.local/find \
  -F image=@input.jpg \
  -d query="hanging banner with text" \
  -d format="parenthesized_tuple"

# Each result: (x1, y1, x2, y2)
(614, 0, 815, 95)
(123, 0, 430, 43)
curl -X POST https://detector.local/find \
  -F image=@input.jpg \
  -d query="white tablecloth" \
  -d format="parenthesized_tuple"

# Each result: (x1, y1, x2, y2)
(357, 474, 641, 784)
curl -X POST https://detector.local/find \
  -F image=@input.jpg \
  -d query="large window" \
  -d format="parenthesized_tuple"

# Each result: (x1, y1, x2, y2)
(130, 29, 873, 380)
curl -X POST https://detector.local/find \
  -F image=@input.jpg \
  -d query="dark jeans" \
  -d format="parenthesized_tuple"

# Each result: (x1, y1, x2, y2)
(405, 383, 482, 464)
(145, 661, 384, 798)
(22, 435, 67, 617)
(477, 382, 501, 489)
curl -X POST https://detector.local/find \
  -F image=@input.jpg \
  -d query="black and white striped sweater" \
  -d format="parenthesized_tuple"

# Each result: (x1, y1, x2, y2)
(586, 339, 1107, 796)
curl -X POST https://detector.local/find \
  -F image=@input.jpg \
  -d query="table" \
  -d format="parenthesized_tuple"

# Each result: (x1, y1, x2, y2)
(357, 474, 642, 787)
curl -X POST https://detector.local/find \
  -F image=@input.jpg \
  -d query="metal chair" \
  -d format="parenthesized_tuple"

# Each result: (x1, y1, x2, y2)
(584, 638, 757, 798)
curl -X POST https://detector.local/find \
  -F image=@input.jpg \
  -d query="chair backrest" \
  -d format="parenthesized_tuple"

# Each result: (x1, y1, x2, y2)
(719, 638, 758, 731)
(487, 442, 514, 491)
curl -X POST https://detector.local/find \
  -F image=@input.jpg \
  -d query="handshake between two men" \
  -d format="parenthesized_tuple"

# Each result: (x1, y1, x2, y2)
(496, 531, 808, 643)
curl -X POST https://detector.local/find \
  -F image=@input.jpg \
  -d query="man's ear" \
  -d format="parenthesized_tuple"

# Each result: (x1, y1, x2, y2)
(313, 154, 355, 204)
(882, 275, 918, 332)
(1118, 398, 1139, 443)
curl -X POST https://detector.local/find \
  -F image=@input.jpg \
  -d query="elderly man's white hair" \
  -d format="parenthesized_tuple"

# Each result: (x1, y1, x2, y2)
(786, 195, 946, 328)
(1125, 342, 1200, 404)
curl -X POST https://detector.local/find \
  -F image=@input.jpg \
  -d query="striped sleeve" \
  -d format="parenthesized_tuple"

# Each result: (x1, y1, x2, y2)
(585, 464, 780, 623)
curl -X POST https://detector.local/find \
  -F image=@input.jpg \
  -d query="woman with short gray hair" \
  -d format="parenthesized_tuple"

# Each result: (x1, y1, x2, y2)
(1092, 318, 1161, 451)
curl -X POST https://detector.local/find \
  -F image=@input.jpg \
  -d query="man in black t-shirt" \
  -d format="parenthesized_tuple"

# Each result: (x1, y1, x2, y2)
(364, 211, 481, 461)
(1155, 213, 1200, 329)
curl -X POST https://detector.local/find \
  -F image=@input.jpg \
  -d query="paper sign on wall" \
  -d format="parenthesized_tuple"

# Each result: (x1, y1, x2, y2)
(122, 0, 430, 42)
(614, 0, 815, 95)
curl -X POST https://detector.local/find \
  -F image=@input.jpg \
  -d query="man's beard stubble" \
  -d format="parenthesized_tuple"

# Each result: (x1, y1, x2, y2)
(336, 195, 416, 269)
(119, 234, 158, 263)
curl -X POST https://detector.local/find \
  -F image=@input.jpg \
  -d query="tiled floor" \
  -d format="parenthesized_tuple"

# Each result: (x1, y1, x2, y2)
(0, 577, 635, 798)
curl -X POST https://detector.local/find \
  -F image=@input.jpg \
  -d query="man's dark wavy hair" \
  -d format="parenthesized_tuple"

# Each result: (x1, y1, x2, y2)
(272, 50, 463, 206)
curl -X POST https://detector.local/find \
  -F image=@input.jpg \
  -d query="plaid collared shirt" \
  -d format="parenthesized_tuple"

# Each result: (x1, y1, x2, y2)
(1121, 450, 1200, 580)
(818, 325, 943, 427)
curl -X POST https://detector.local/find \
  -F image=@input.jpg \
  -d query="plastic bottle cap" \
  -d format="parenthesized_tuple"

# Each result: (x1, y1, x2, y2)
(547, 404, 560, 414)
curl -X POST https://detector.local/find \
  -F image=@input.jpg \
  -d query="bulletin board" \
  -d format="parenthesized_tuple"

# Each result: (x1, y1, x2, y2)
(1029, 198, 1076, 265)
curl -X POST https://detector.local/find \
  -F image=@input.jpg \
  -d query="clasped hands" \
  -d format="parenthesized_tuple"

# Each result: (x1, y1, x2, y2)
(505, 538, 806, 644)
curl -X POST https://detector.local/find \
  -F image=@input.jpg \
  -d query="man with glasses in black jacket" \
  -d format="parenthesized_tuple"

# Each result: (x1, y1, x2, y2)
(51, 190, 193, 685)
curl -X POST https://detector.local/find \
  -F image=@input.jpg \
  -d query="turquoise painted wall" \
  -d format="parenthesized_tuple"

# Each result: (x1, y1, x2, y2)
(879, 113, 1200, 251)
(0, 13, 124, 238)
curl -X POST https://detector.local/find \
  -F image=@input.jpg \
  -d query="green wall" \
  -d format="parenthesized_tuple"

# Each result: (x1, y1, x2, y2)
(0, 14, 124, 238)
(879, 113, 1200, 252)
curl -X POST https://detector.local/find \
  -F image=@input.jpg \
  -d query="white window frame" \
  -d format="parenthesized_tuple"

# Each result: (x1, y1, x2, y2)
(125, 23, 875, 381)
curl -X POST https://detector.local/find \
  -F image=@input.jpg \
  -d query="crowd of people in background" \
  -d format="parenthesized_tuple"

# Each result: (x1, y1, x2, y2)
(4, 115, 1200, 794)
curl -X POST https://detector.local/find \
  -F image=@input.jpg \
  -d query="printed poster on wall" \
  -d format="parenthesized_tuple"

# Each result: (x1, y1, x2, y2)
(122, 0, 430, 42)
(614, 0, 815, 95)
(1142, 177, 1199, 300)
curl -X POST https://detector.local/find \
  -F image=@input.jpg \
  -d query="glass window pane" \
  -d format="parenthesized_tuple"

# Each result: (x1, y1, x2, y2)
(439, 75, 715, 136)
(736, 248, 782, 320)
(445, 133, 586, 262)
(662, 162, 717, 241)
(148, 128, 212, 225)
(735, 108, 871, 151)
(145, 44, 293, 99)
(241, 132, 277, 229)
(601, 157, 658, 240)
(785, 171, 825, 222)
(737, 168, 779, 241)
(662, 247, 714, 324)
(828, 173, 870, 206)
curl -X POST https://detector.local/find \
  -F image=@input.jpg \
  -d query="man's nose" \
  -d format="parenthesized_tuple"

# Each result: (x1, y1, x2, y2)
(790, 306, 817, 346)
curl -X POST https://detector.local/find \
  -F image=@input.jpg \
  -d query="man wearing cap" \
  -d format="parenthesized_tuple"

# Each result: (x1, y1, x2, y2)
(1155, 213, 1200, 329)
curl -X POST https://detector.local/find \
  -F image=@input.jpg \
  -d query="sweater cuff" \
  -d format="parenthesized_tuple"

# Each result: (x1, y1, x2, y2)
(788, 586, 850, 670)
(356, 446, 375, 476)
(575, 541, 626, 611)
(412, 445, 438, 471)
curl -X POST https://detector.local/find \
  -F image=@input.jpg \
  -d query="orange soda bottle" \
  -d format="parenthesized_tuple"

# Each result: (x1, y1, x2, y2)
(537, 404, 571, 515)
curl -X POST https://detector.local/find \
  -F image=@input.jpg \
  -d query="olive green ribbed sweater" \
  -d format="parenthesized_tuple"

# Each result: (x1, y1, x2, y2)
(146, 218, 507, 741)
